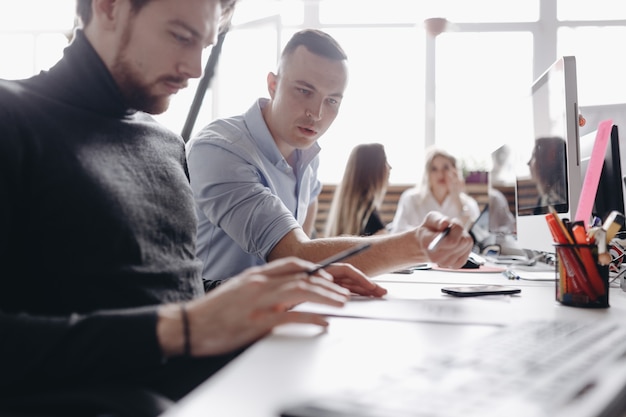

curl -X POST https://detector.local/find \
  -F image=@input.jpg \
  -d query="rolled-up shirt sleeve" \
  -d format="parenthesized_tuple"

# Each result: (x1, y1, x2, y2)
(187, 135, 300, 261)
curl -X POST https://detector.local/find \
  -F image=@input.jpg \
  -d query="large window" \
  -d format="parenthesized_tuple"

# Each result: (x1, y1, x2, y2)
(435, 32, 534, 168)
(0, 0, 75, 79)
(2, 0, 625, 185)
(558, 26, 626, 106)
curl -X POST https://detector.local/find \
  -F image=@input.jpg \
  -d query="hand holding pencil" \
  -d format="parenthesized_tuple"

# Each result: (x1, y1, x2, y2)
(307, 244, 387, 298)
(421, 212, 474, 269)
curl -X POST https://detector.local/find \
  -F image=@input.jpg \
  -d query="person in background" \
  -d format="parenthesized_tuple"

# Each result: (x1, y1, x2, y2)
(187, 29, 474, 288)
(529, 136, 568, 212)
(490, 144, 516, 188)
(0, 1, 385, 415)
(391, 147, 480, 233)
(488, 188, 517, 235)
(489, 144, 517, 235)
(325, 143, 391, 237)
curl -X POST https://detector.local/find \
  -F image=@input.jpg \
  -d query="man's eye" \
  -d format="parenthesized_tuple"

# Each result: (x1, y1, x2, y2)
(297, 88, 311, 96)
(172, 33, 191, 44)
(327, 98, 339, 105)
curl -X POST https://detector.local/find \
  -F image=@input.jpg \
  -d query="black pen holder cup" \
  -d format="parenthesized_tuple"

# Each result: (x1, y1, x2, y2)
(554, 244, 609, 308)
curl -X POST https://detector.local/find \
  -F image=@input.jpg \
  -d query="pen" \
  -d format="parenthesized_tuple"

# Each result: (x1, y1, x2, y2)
(546, 212, 597, 299)
(307, 243, 372, 275)
(427, 225, 452, 252)
(546, 207, 574, 244)
(502, 269, 519, 280)
(571, 223, 605, 297)
(594, 229, 611, 265)
(602, 210, 625, 243)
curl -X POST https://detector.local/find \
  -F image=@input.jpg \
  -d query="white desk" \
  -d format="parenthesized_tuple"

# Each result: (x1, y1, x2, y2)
(161, 268, 626, 417)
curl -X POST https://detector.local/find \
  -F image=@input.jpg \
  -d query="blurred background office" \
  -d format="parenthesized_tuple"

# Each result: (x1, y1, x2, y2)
(1, 0, 625, 187)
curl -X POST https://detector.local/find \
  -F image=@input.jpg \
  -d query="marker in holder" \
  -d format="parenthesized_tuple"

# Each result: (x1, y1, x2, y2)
(554, 243, 609, 308)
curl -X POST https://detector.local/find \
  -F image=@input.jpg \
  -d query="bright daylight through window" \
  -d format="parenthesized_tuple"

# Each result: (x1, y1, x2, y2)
(1, 0, 625, 184)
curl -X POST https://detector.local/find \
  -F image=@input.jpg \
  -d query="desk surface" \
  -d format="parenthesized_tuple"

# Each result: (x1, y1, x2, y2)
(161, 268, 626, 417)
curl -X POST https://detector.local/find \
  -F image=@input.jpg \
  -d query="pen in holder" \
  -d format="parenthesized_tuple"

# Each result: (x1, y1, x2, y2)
(554, 243, 609, 308)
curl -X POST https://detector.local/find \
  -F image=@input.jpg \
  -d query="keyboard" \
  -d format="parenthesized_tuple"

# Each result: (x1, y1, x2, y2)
(280, 320, 626, 417)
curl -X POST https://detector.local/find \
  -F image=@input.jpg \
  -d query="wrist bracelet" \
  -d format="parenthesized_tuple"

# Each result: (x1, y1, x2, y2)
(180, 304, 191, 357)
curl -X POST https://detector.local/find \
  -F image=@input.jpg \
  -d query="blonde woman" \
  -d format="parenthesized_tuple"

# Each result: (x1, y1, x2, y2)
(391, 147, 480, 233)
(325, 143, 391, 237)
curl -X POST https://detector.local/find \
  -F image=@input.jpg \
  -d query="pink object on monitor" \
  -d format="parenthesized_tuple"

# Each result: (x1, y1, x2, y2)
(575, 119, 614, 228)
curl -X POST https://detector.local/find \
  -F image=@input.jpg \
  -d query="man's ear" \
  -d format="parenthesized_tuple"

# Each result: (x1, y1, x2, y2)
(267, 72, 277, 99)
(91, 0, 118, 29)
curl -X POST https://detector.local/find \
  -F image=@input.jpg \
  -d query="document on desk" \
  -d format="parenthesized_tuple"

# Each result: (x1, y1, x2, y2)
(293, 297, 516, 326)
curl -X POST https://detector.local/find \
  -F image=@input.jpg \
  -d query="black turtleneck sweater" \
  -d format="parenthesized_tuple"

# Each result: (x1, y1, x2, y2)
(0, 31, 213, 396)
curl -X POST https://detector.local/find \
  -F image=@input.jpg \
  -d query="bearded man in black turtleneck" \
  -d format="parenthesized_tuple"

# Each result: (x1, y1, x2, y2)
(0, 1, 384, 415)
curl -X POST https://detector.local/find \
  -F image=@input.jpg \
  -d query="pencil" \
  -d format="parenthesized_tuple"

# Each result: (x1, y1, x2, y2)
(427, 225, 452, 252)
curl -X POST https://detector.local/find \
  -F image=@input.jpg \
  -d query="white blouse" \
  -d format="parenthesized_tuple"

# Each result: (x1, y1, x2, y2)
(390, 187, 480, 233)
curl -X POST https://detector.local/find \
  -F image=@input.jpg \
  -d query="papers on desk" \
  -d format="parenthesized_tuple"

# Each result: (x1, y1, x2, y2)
(293, 296, 517, 326)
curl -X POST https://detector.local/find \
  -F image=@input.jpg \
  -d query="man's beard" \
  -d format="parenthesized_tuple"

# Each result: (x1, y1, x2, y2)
(111, 55, 171, 115)
(110, 25, 183, 115)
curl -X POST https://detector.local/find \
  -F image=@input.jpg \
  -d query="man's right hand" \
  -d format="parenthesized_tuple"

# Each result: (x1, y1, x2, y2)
(157, 258, 350, 358)
(418, 211, 474, 269)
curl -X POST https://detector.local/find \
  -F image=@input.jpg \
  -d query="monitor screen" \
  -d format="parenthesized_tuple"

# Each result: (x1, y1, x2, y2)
(580, 125, 625, 224)
(514, 56, 583, 254)
(579, 104, 626, 227)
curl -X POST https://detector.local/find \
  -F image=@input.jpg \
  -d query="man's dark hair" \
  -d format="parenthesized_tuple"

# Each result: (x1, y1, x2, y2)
(76, 0, 237, 30)
(76, 0, 150, 26)
(281, 29, 347, 61)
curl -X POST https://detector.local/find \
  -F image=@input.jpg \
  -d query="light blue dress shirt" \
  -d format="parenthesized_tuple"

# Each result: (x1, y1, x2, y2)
(186, 99, 322, 283)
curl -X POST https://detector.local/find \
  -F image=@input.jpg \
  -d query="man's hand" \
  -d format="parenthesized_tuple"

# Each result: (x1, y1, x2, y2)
(418, 211, 473, 269)
(158, 257, 352, 357)
(323, 263, 387, 297)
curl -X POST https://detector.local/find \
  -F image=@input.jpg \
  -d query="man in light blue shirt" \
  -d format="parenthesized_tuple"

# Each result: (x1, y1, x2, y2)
(188, 97, 320, 285)
(187, 29, 474, 290)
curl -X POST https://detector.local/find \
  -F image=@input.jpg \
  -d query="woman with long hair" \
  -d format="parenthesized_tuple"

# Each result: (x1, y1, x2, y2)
(325, 143, 391, 237)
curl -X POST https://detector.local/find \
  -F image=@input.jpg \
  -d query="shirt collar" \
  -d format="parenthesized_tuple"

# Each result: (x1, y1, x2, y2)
(244, 98, 321, 169)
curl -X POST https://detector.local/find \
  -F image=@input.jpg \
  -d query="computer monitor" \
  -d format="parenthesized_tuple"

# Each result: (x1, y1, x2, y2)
(514, 56, 583, 254)
(579, 124, 625, 225)
(579, 104, 626, 137)
(579, 105, 626, 226)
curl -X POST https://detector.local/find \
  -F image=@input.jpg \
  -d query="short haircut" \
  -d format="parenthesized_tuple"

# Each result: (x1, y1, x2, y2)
(76, 0, 238, 30)
(281, 29, 347, 62)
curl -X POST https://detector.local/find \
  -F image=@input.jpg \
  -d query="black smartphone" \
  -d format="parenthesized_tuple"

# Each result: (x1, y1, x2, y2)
(441, 285, 521, 297)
